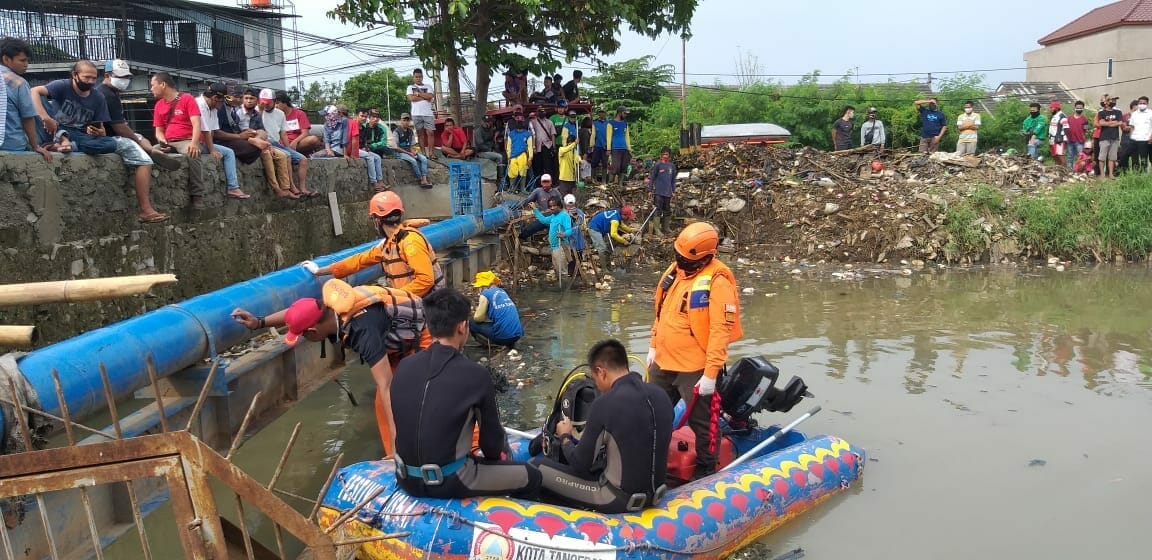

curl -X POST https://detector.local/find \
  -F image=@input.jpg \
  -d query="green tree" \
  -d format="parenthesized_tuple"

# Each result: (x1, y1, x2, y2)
(329, 0, 699, 128)
(582, 56, 676, 122)
(299, 80, 343, 112)
(341, 68, 410, 121)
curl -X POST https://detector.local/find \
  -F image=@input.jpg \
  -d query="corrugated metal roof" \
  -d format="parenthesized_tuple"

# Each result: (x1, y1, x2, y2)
(976, 82, 1079, 114)
(700, 123, 791, 139)
(1038, 0, 1152, 45)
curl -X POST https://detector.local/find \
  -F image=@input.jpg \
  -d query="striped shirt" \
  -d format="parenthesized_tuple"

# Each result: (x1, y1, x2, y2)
(956, 113, 981, 143)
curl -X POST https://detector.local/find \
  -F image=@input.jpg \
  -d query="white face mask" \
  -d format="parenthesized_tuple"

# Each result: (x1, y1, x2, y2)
(1140, 104, 1149, 111)
(964, 107, 973, 114)
(110, 77, 131, 91)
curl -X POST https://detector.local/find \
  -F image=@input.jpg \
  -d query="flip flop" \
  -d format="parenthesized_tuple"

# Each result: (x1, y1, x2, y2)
(226, 190, 251, 199)
(306, 191, 321, 198)
(138, 212, 169, 224)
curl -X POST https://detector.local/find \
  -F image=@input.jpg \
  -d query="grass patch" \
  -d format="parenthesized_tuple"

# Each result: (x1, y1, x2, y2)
(1013, 174, 1152, 259)
(969, 184, 1006, 213)
(943, 204, 986, 260)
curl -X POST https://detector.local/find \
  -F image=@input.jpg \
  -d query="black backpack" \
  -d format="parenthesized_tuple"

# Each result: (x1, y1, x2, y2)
(529, 369, 599, 462)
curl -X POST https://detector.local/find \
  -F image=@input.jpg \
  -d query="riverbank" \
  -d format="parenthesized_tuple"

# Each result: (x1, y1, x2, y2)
(521, 146, 1152, 272)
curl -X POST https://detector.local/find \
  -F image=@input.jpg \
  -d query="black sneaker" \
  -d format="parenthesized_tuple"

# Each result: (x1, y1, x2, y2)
(149, 149, 183, 171)
(420, 181, 433, 189)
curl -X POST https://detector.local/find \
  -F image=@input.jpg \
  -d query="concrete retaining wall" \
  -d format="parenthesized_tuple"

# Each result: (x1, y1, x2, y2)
(0, 153, 497, 344)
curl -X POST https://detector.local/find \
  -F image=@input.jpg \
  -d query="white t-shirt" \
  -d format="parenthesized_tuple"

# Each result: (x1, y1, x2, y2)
(196, 95, 220, 132)
(1129, 109, 1152, 142)
(407, 82, 433, 117)
(261, 107, 287, 141)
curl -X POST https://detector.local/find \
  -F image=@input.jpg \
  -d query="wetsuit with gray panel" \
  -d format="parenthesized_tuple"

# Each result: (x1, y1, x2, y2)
(531, 371, 673, 513)
(390, 342, 541, 499)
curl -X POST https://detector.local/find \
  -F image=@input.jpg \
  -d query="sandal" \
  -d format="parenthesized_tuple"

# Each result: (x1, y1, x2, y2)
(137, 212, 169, 224)
(226, 190, 251, 199)
(304, 190, 321, 198)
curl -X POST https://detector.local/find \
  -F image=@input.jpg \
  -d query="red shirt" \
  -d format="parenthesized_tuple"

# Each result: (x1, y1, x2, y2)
(284, 108, 310, 143)
(152, 94, 200, 142)
(1066, 114, 1088, 143)
(441, 127, 468, 150)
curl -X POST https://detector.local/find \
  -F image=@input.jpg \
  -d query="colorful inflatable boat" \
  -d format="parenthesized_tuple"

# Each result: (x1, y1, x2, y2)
(317, 424, 865, 559)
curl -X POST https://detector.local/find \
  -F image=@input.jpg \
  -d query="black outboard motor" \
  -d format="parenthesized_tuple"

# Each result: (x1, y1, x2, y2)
(717, 357, 811, 422)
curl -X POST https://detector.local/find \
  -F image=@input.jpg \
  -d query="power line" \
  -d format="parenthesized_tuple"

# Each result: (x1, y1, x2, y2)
(685, 55, 1152, 80)
(671, 74, 1152, 104)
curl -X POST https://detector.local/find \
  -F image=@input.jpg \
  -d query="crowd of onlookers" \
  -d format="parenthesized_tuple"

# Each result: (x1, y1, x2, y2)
(831, 93, 1152, 179)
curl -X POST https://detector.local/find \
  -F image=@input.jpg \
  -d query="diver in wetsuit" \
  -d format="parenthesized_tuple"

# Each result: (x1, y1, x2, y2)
(390, 288, 542, 499)
(531, 339, 674, 513)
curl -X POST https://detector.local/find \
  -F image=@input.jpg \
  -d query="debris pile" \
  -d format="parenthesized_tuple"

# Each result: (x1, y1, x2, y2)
(588, 144, 1089, 263)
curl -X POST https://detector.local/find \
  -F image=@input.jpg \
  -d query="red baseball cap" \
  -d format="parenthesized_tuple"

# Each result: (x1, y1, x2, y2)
(1049, 101, 1062, 110)
(283, 298, 324, 347)
(621, 206, 636, 220)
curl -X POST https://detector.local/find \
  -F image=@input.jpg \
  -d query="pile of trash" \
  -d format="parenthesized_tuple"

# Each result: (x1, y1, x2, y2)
(590, 144, 1089, 263)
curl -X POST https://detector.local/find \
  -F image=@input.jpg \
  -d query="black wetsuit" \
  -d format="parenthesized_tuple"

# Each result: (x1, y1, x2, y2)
(531, 372, 673, 513)
(390, 342, 541, 499)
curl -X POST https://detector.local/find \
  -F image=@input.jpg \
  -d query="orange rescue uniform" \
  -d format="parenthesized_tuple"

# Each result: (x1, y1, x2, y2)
(328, 225, 446, 297)
(650, 259, 743, 379)
(323, 279, 433, 456)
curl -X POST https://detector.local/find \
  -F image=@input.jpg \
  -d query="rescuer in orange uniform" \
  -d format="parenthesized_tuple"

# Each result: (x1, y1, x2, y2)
(231, 278, 431, 457)
(307, 191, 445, 297)
(646, 222, 743, 477)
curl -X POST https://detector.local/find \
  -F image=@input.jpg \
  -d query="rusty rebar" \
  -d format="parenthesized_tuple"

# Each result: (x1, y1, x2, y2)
(50, 369, 75, 446)
(34, 494, 61, 560)
(184, 360, 220, 433)
(272, 524, 287, 560)
(323, 486, 386, 535)
(0, 513, 16, 560)
(273, 488, 317, 505)
(79, 485, 105, 560)
(123, 481, 153, 560)
(233, 495, 256, 560)
(97, 362, 123, 439)
(332, 532, 410, 546)
(267, 422, 302, 491)
(225, 391, 262, 461)
(0, 396, 116, 441)
(6, 378, 33, 449)
(145, 355, 169, 433)
(308, 452, 344, 521)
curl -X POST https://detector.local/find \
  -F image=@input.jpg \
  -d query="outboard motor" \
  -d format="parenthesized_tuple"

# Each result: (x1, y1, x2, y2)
(718, 357, 811, 421)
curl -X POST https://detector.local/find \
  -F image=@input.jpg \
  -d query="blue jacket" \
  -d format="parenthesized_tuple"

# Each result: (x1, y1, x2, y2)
(568, 208, 587, 252)
(480, 287, 524, 340)
(533, 207, 574, 250)
(507, 128, 532, 158)
(589, 208, 623, 234)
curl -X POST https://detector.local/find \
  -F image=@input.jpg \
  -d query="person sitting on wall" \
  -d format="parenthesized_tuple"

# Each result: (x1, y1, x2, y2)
(531, 339, 673, 513)
(214, 82, 299, 199)
(469, 271, 523, 349)
(231, 278, 431, 458)
(391, 288, 541, 499)
(275, 93, 323, 156)
(439, 117, 474, 159)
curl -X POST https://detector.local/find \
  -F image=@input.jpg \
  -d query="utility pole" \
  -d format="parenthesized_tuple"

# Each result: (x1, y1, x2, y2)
(681, 35, 688, 131)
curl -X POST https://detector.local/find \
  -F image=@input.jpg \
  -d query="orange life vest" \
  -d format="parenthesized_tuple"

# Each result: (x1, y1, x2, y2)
(381, 226, 446, 295)
(323, 279, 429, 355)
(651, 259, 743, 375)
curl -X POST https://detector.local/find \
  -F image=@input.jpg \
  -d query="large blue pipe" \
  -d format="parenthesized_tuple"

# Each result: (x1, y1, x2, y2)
(13, 205, 514, 431)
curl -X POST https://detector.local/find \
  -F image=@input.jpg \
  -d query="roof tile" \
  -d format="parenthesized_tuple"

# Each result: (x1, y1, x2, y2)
(1039, 0, 1152, 45)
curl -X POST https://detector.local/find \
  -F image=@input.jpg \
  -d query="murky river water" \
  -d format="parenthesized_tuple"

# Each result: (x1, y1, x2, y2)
(109, 265, 1152, 559)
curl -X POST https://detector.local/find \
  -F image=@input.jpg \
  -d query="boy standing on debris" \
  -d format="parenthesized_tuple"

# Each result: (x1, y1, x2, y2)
(913, 97, 947, 154)
(1048, 102, 1070, 168)
(955, 100, 981, 156)
(606, 107, 632, 186)
(646, 147, 677, 236)
(832, 106, 855, 151)
(1022, 103, 1049, 160)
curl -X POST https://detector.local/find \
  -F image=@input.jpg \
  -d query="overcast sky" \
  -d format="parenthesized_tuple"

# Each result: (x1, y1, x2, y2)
(210, 0, 1106, 96)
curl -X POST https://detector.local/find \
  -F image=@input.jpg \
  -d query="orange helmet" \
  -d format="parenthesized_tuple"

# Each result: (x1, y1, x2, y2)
(369, 191, 403, 218)
(674, 222, 719, 260)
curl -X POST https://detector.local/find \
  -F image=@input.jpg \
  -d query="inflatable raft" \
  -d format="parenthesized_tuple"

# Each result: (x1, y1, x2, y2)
(317, 425, 865, 559)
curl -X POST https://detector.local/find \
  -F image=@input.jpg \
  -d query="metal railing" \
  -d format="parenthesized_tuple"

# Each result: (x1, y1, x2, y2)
(0, 358, 401, 560)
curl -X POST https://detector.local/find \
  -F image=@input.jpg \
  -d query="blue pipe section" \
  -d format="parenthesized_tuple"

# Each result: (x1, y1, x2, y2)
(13, 204, 516, 431)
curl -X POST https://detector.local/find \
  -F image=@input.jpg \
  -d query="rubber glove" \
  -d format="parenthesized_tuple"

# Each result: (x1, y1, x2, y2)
(301, 260, 320, 275)
(695, 375, 716, 396)
(646, 347, 656, 367)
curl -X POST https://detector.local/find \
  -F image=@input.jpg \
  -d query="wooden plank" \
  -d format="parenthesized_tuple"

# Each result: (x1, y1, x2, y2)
(328, 192, 343, 236)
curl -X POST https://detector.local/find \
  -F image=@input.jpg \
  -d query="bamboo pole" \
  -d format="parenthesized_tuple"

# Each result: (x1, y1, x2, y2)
(0, 326, 38, 348)
(0, 274, 177, 306)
